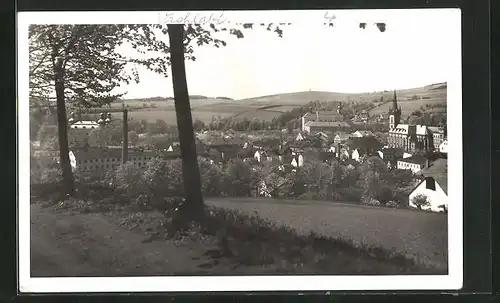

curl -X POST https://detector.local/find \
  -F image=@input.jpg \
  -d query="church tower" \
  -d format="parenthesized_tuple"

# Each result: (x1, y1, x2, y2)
(388, 90, 401, 129)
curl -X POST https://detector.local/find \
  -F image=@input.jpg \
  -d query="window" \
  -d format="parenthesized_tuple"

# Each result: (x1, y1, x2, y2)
(425, 177, 436, 191)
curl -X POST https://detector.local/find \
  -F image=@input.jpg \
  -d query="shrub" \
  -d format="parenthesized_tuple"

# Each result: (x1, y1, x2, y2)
(361, 196, 381, 206)
(222, 159, 254, 197)
(376, 185, 394, 204)
(385, 200, 399, 208)
(39, 167, 63, 185)
(112, 162, 143, 199)
(411, 194, 430, 210)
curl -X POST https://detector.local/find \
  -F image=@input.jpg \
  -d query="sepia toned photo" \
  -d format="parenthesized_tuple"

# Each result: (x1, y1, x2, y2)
(18, 9, 463, 292)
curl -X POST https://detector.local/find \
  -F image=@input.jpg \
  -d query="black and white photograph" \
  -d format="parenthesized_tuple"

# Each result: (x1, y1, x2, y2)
(18, 9, 463, 292)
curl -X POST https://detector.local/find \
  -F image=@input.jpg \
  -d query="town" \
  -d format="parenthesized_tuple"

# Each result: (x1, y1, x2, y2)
(31, 89, 448, 213)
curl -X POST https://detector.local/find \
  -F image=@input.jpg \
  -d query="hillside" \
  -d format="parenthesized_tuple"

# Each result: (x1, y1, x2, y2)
(94, 83, 447, 125)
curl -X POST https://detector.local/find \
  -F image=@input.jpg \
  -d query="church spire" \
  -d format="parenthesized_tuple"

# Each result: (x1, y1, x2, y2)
(392, 90, 398, 111)
(388, 89, 401, 129)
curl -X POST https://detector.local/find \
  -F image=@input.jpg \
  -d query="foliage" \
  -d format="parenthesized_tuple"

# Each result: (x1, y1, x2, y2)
(39, 167, 63, 185)
(411, 194, 431, 210)
(222, 159, 255, 197)
(128, 130, 139, 146)
(193, 119, 206, 132)
(110, 161, 143, 199)
(198, 158, 224, 197)
(36, 123, 58, 147)
(142, 158, 184, 201)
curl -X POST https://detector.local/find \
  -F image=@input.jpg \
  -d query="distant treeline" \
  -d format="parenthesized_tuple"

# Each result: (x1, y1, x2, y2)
(120, 95, 234, 102)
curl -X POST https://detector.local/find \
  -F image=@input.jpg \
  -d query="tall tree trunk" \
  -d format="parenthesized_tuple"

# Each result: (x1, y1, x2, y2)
(167, 24, 204, 220)
(53, 57, 74, 196)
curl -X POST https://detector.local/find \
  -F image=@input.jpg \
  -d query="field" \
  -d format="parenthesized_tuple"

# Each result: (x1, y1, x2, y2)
(31, 204, 278, 277)
(127, 109, 235, 124)
(368, 84, 447, 117)
(31, 196, 447, 277)
(102, 82, 447, 125)
(206, 197, 448, 270)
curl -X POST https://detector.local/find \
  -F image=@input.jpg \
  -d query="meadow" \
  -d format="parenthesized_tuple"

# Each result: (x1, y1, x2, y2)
(106, 82, 447, 125)
(207, 197, 448, 270)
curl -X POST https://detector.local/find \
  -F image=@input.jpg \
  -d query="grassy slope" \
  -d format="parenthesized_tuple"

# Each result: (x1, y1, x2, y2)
(206, 197, 448, 270)
(31, 194, 447, 276)
(110, 83, 446, 124)
(30, 204, 281, 277)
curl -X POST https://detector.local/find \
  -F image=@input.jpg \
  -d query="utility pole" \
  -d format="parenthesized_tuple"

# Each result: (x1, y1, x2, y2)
(122, 109, 128, 164)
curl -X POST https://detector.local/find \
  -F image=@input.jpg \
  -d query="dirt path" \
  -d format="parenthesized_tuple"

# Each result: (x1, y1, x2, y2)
(30, 204, 250, 277)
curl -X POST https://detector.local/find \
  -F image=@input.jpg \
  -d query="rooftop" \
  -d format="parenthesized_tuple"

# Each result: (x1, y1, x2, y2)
(398, 155, 428, 165)
(389, 124, 429, 136)
(346, 136, 382, 150)
(306, 121, 352, 128)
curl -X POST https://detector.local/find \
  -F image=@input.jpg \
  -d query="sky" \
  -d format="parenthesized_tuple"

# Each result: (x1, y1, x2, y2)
(111, 10, 460, 100)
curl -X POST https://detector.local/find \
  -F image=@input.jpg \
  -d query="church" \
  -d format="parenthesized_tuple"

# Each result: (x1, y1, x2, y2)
(387, 91, 437, 153)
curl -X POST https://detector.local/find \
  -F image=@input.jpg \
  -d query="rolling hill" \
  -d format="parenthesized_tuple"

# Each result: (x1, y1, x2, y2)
(104, 82, 447, 125)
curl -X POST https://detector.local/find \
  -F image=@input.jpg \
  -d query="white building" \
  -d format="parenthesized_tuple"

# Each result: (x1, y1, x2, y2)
(351, 149, 362, 162)
(409, 176, 448, 212)
(351, 130, 374, 138)
(70, 120, 100, 131)
(291, 154, 304, 167)
(71, 147, 158, 174)
(439, 140, 448, 154)
(397, 155, 428, 174)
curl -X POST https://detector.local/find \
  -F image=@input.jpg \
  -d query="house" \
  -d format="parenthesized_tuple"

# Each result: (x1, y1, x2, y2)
(428, 126, 447, 150)
(377, 147, 404, 166)
(166, 141, 180, 152)
(303, 121, 352, 134)
(253, 150, 267, 163)
(333, 133, 351, 145)
(397, 155, 428, 174)
(316, 131, 329, 142)
(71, 147, 159, 173)
(439, 140, 448, 154)
(403, 152, 412, 159)
(166, 141, 207, 155)
(352, 149, 380, 162)
(351, 130, 374, 138)
(409, 176, 447, 212)
(70, 120, 100, 130)
(345, 136, 382, 154)
(295, 132, 305, 141)
(290, 154, 304, 168)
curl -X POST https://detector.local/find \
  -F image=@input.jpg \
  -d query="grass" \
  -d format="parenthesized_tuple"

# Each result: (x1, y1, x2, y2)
(369, 99, 447, 117)
(205, 197, 448, 271)
(230, 109, 284, 122)
(102, 82, 447, 125)
(30, 183, 447, 276)
(128, 109, 235, 124)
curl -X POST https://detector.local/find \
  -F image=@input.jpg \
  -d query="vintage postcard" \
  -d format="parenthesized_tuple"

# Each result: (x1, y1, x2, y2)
(18, 9, 463, 292)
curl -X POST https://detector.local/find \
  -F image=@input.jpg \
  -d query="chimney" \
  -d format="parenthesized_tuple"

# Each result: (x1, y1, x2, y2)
(425, 158, 429, 168)
(316, 111, 319, 121)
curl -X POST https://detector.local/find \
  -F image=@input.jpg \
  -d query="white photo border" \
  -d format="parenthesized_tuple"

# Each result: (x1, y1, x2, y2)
(17, 9, 463, 293)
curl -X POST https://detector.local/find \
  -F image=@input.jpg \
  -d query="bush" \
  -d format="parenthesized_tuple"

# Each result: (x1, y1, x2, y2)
(411, 194, 430, 210)
(385, 200, 399, 208)
(112, 162, 143, 199)
(336, 186, 363, 202)
(361, 196, 381, 206)
(39, 167, 63, 185)
(376, 185, 394, 204)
